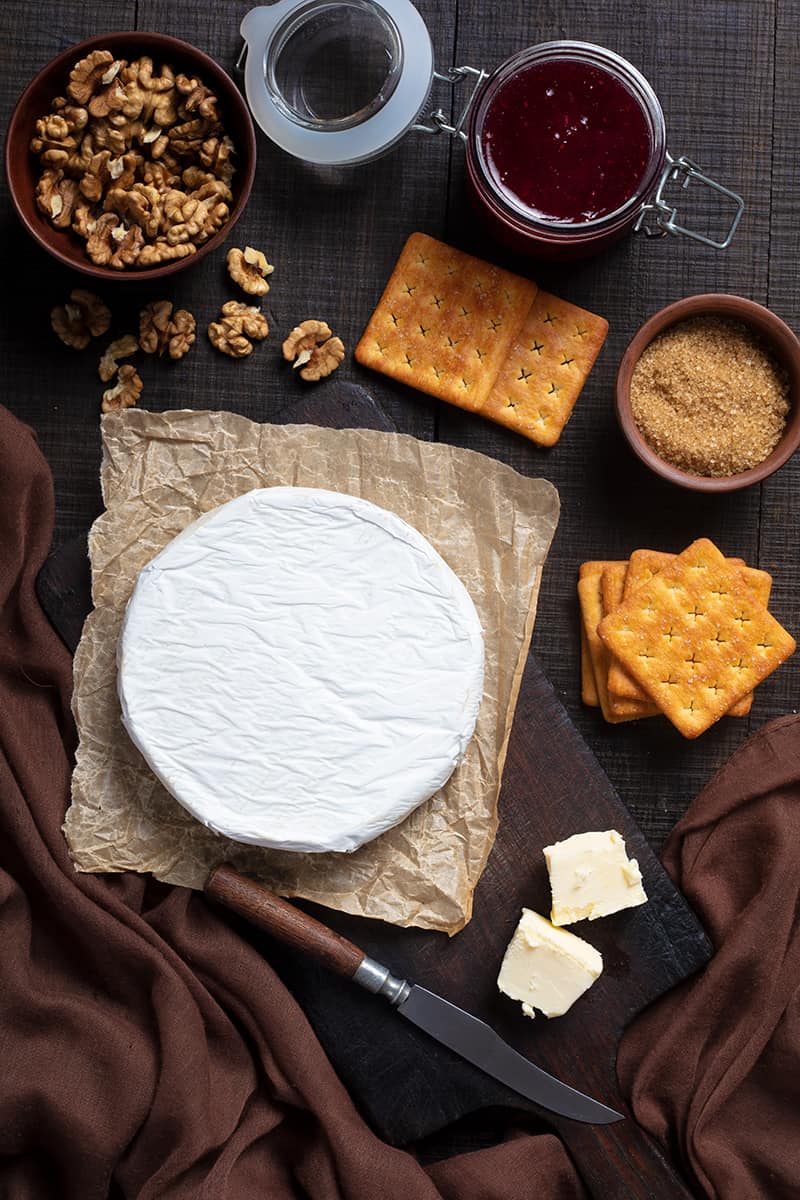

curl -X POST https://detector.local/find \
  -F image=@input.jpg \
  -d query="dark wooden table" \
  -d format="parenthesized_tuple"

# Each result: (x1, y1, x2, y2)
(1, 0, 798, 856)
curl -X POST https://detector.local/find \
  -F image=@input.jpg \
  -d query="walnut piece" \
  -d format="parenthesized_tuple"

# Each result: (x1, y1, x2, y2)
(86, 211, 144, 269)
(282, 320, 345, 381)
(67, 50, 115, 106)
(51, 289, 111, 349)
(101, 364, 143, 413)
(35, 169, 79, 228)
(227, 246, 274, 297)
(139, 300, 196, 359)
(30, 49, 237, 271)
(208, 301, 269, 358)
(98, 334, 139, 381)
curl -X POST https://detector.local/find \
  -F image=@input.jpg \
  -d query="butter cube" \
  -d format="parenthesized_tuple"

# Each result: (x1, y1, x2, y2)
(497, 909, 602, 1019)
(544, 829, 648, 926)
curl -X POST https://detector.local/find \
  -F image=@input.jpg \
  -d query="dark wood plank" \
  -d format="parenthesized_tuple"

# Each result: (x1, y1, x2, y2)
(755, 5, 800, 728)
(436, 0, 779, 845)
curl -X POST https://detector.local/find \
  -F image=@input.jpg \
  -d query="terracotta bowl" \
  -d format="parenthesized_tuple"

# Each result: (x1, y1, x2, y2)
(616, 294, 800, 492)
(4, 31, 256, 282)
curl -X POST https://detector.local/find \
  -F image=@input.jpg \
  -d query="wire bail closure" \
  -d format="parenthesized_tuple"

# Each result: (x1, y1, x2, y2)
(634, 153, 745, 249)
(410, 66, 488, 140)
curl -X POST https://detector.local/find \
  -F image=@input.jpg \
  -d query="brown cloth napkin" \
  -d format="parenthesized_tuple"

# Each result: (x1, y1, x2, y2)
(0, 406, 585, 1198)
(618, 714, 800, 1198)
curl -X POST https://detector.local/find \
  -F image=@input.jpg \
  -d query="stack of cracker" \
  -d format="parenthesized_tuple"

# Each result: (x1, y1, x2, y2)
(355, 232, 607, 448)
(580, 538, 795, 738)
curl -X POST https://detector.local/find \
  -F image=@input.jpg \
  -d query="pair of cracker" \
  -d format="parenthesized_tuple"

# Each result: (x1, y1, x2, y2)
(355, 233, 607, 447)
(586, 539, 794, 738)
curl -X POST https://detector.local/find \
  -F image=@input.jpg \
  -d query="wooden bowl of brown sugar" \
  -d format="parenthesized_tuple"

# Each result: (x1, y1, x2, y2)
(616, 294, 800, 492)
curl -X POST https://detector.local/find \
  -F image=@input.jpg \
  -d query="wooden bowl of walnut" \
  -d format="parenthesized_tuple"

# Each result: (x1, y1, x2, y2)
(5, 32, 256, 281)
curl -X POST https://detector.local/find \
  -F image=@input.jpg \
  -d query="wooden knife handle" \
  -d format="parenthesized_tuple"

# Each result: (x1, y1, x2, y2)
(206, 864, 365, 979)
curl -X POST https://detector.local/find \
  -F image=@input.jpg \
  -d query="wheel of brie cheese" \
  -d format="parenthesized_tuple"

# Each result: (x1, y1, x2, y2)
(118, 487, 484, 853)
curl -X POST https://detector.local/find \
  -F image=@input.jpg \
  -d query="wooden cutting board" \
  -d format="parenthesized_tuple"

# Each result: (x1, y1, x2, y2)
(40, 385, 711, 1199)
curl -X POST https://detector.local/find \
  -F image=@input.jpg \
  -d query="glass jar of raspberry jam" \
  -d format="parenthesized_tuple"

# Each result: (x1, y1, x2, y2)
(464, 41, 741, 259)
(239, 8, 743, 259)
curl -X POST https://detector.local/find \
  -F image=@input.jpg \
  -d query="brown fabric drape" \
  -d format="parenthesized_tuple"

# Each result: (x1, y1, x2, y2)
(2, 401, 797, 1199)
(0, 408, 586, 1197)
(618, 711, 800, 1199)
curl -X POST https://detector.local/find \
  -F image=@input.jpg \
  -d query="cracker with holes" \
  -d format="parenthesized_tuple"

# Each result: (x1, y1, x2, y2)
(598, 538, 795, 738)
(482, 291, 608, 446)
(601, 563, 659, 720)
(355, 232, 537, 411)
(610, 549, 773, 716)
(578, 562, 656, 724)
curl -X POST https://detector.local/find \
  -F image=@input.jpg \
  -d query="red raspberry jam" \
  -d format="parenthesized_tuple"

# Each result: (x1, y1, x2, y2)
(480, 58, 652, 224)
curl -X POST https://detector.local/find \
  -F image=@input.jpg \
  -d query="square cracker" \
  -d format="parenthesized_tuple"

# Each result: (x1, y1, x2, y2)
(482, 291, 609, 447)
(612, 549, 773, 716)
(598, 538, 795, 738)
(580, 623, 599, 707)
(578, 564, 655, 723)
(354, 232, 537, 411)
(602, 564, 659, 719)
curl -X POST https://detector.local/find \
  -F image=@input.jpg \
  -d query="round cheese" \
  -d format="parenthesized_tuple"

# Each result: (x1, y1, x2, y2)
(118, 487, 484, 853)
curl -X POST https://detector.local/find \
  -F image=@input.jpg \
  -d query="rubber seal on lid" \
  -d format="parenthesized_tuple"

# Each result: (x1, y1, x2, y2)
(240, 0, 434, 165)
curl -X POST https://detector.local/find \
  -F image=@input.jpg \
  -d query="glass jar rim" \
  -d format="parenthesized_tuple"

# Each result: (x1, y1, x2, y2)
(469, 41, 667, 236)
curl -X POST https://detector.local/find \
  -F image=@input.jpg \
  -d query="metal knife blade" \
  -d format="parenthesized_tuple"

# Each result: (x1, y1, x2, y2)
(204, 866, 623, 1126)
(396, 983, 623, 1124)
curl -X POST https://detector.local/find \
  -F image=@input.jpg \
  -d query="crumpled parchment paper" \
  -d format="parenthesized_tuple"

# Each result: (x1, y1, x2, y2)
(64, 409, 559, 933)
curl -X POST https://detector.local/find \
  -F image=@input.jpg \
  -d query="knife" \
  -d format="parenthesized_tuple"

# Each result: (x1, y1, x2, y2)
(205, 864, 623, 1125)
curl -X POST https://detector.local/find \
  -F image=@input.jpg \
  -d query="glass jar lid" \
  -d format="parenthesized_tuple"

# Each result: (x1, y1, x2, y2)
(240, 0, 434, 165)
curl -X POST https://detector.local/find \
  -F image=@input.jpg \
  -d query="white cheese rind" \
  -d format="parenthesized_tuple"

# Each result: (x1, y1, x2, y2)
(544, 829, 648, 925)
(497, 909, 602, 1019)
(117, 487, 484, 853)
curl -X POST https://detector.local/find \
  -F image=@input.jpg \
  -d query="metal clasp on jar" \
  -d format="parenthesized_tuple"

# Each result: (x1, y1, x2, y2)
(635, 153, 745, 249)
(411, 66, 487, 140)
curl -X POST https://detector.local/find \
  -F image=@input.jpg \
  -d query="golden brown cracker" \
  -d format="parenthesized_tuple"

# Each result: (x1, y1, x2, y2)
(616, 549, 773, 716)
(598, 538, 795, 738)
(580, 623, 599, 707)
(578, 566, 656, 724)
(483, 290, 608, 446)
(601, 564, 660, 720)
(354, 232, 537, 411)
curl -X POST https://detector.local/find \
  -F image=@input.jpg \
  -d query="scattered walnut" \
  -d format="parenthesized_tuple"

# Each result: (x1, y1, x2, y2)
(282, 320, 345, 381)
(30, 49, 237, 270)
(51, 289, 111, 349)
(139, 300, 196, 359)
(98, 334, 139, 381)
(101, 364, 143, 413)
(208, 301, 269, 358)
(227, 246, 274, 297)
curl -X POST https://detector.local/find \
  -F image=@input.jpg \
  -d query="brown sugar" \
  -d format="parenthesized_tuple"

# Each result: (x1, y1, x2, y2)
(630, 316, 790, 476)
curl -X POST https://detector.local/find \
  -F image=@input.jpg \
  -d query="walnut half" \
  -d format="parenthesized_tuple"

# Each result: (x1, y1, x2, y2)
(98, 334, 139, 381)
(101, 363, 143, 413)
(51, 289, 111, 349)
(139, 300, 196, 359)
(282, 320, 345, 382)
(227, 246, 273, 297)
(208, 301, 268, 358)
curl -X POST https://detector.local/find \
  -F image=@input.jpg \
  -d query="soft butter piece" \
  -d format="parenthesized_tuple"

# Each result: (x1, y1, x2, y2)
(497, 909, 602, 1019)
(544, 830, 648, 925)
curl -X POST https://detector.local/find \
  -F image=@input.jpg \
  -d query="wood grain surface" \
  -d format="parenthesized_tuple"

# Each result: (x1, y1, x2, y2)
(3, 2, 797, 852)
